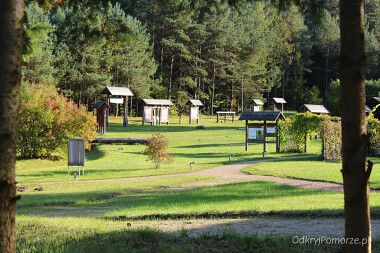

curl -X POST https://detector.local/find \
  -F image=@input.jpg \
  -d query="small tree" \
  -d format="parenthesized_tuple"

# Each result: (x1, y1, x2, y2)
(143, 132, 173, 169)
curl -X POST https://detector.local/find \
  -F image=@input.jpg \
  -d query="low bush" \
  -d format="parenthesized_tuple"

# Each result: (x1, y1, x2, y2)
(143, 132, 173, 168)
(18, 82, 96, 158)
(322, 118, 342, 161)
(368, 105, 380, 157)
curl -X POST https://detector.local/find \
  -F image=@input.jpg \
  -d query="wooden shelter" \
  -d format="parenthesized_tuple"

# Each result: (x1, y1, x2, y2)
(101, 86, 134, 127)
(367, 97, 380, 119)
(366, 105, 372, 116)
(142, 99, 173, 125)
(252, 98, 264, 111)
(298, 104, 330, 115)
(239, 111, 285, 153)
(272, 97, 287, 112)
(188, 99, 203, 124)
(92, 101, 110, 134)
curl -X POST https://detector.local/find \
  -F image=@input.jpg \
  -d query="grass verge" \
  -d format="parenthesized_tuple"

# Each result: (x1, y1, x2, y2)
(241, 157, 380, 189)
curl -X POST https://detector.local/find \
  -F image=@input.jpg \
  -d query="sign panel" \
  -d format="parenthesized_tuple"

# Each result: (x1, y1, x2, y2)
(160, 107, 169, 122)
(248, 126, 264, 141)
(253, 106, 260, 112)
(190, 107, 199, 119)
(110, 98, 124, 104)
(68, 139, 85, 166)
(143, 107, 152, 122)
(267, 126, 276, 134)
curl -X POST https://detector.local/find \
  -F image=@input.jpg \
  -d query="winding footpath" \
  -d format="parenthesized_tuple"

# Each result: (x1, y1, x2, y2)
(62, 155, 378, 192)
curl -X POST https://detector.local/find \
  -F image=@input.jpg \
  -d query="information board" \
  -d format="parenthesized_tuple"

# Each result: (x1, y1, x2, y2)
(160, 107, 169, 122)
(143, 107, 152, 122)
(190, 107, 199, 119)
(248, 126, 264, 141)
(68, 139, 85, 166)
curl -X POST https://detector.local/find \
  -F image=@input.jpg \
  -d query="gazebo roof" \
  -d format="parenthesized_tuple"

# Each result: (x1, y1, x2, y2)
(143, 99, 173, 106)
(239, 111, 285, 121)
(252, 99, 264, 105)
(92, 101, 110, 109)
(273, 97, 287, 104)
(101, 86, 134, 96)
(188, 99, 203, 106)
(299, 104, 330, 114)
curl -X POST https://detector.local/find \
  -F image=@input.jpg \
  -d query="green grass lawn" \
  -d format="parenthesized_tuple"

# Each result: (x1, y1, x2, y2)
(241, 157, 380, 189)
(16, 115, 322, 184)
(15, 115, 380, 252)
(16, 216, 351, 253)
(18, 177, 380, 219)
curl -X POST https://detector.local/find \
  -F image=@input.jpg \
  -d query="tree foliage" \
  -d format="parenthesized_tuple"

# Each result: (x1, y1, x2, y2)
(18, 82, 96, 158)
(143, 132, 173, 168)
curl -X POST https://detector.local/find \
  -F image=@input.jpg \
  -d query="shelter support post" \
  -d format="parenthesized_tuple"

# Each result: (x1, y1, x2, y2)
(123, 96, 128, 127)
(245, 120, 248, 151)
(264, 121, 267, 153)
(106, 95, 110, 127)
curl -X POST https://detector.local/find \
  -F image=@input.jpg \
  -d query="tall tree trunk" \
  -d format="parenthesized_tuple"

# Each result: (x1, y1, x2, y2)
(325, 47, 330, 104)
(0, 1, 24, 252)
(168, 48, 174, 99)
(211, 65, 216, 115)
(229, 84, 234, 111)
(340, 0, 372, 252)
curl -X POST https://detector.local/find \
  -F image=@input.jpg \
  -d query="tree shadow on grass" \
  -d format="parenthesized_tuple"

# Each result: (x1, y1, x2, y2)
(85, 145, 106, 161)
(19, 180, 378, 219)
(176, 143, 245, 149)
(15, 224, 353, 253)
(106, 122, 243, 134)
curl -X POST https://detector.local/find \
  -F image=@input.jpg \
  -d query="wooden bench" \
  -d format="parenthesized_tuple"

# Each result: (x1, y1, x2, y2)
(92, 138, 150, 144)
(216, 111, 236, 123)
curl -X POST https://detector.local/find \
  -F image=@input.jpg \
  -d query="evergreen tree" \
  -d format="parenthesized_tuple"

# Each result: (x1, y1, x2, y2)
(23, 4, 56, 85)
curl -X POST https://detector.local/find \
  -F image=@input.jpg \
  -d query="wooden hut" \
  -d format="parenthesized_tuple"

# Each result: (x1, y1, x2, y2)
(367, 97, 380, 119)
(252, 98, 264, 111)
(366, 105, 372, 116)
(298, 104, 330, 115)
(101, 86, 134, 127)
(272, 97, 287, 112)
(188, 99, 203, 124)
(92, 101, 110, 134)
(142, 99, 173, 125)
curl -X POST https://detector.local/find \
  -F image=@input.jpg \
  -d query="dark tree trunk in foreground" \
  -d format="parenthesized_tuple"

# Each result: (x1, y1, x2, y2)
(340, 0, 372, 252)
(0, 1, 24, 252)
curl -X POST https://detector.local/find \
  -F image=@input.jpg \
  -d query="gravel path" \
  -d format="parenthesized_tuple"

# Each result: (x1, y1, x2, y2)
(53, 155, 370, 192)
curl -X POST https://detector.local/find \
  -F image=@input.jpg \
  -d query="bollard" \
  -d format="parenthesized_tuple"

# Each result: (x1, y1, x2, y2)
(74, 172, 77, 179)
(190, 161, 196, 171)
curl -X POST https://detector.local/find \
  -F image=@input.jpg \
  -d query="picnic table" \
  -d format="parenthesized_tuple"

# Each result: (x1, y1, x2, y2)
(216, 111, 236, 123)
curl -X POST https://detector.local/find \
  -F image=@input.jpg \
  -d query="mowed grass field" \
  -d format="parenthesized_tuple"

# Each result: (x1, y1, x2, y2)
(16, 115, 321, 183)
(242, 157, 380, 189)
(15, 115, 380, 252)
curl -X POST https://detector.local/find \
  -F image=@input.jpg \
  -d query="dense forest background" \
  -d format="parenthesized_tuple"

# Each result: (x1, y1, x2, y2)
(23, 0, 380, 116)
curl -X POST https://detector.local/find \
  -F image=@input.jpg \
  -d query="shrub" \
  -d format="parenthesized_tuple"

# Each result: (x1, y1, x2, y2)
(278, 112, 323, 153)
(292, 112, 323, 152)
(277, 118, 300, 153)
(143, 132, 173, 168)
(367, 105, 380, 157)
(18, 82, 96, 158)
(322, 118, 342, 161)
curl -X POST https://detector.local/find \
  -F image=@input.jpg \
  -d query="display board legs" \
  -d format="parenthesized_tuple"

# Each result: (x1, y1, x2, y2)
(245, 120, 248, 151)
